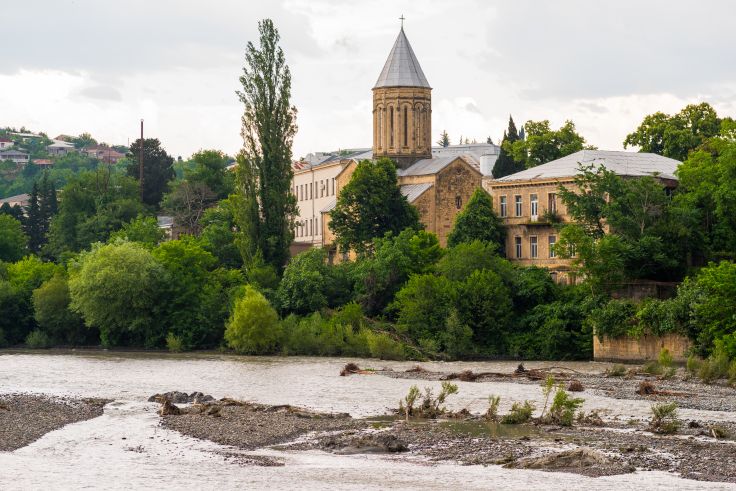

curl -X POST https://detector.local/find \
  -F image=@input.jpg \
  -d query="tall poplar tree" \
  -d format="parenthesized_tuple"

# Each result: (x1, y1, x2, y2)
(235, 19, 298, 271)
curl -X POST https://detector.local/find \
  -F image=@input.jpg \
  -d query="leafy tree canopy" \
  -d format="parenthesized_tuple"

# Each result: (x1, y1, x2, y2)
(126, 138, 175, 208)
(507, 120, 593, 169)
(330, 158, 421, 255)
(0, 215, 27, 262)
(447, 187, 505, 250)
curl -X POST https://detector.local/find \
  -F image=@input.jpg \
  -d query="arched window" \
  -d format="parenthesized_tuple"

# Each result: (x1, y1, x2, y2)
(389, 107, 394, 147)
(455, 195, 462, 209)
(403, 106, 408, 147)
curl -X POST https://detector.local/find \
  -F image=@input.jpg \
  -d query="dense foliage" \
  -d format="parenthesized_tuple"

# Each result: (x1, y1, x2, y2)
(447, 188, 505, 250)
(506, 120, 593, 169)
(329, 158, 421, 254)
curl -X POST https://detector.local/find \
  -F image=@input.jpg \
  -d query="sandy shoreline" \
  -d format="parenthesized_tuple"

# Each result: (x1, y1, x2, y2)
(0, 394, 108, 451)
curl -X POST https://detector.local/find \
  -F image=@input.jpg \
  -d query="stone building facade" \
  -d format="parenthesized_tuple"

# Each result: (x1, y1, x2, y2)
(483, 150, 681, 282)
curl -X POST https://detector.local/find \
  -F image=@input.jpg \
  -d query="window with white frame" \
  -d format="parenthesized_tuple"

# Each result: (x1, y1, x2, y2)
(500, 196, 507, 217)
(530, 194, 538, 219)
(514, 236, 522, 258)
(530, 236, 538, 258)
(515, 195, 522, 216)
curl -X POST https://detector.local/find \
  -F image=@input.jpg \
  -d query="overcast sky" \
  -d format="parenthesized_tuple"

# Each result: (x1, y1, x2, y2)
(1, 0, 735, 159)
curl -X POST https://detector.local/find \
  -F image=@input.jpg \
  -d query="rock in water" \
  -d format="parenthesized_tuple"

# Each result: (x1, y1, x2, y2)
(159, 400, 181, 416)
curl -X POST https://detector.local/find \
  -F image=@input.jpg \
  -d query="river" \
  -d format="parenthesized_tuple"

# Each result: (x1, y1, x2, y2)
(0, 351, 733, 490)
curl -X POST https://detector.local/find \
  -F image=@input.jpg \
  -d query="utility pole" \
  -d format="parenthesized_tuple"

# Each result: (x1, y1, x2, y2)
(139, 119, 144, 202)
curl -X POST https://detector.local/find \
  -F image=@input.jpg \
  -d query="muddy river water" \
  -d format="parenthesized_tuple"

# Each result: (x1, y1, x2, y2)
(0, 351, 733, 490)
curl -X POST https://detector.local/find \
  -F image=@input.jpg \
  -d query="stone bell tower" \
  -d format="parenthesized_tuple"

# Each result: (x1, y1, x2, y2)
(372, 26, 432, 169)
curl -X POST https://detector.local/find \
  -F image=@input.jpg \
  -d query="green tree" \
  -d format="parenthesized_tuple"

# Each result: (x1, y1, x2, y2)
(447, 188, 505, 249)
(437, 130, 450, 148)
(225, 285, 281, 354)
(456, 269, 512, 353)
(624, 103, 724, 161)
(126, 138, 175, 208)
(350, 229, 442, 316)
(330, 158, 421, 254)
(24, 181, 43, 253)
(393, 273, 457, 352)
(0, 215, 27, 262)
(45, 170, 144, 257)
(234, 19, 298, 272)
(108, 215, 165, 248)
(492, 115, 525, 178)
(199, 198, 243, 269)
(163, 180, 216, 235)
(32, 273, 90, 345)
(435, 240, 513, 282)
(0, 202, 24, 222)
(73, 132, 98, 149)
(69, 241, 164, 347)
(688, 261, 736, 358)
(508, 120, 592, 169)
(153, 237, 242, 349)
(185, 150, 234, 200)
(277, 248, 331, 315)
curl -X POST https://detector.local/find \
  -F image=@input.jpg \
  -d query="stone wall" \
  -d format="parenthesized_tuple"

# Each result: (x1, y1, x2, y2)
(593, 333, 691, 362)
(432, 159, 482, 246)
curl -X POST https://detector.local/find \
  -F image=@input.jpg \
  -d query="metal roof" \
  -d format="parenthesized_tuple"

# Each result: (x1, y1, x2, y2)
(321, 198, 336, 213)
(398, 155, 480, 177)
(374, 28, 430, 89)
(401, 182, 433, 202)
(495, 150, 681, 182)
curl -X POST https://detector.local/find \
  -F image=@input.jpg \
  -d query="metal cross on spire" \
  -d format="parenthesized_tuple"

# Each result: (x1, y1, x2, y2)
(399, 14, 405, 28)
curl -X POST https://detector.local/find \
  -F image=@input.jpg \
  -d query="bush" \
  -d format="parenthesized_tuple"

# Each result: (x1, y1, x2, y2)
(501, 401, 535, 424)
(366, 330, 405, 360)
(166, 332, 184, 353)
(456, 269, 512, 353)
(485, 395, 501, 421)
(33, 273, 90, 345)
(658, 348, 674, 368)
(547, 388, 584, 426)
(606, 364, 627, 377)
(686, 354, 702, 375)
(25, 329, 52, 349)
(698, 343, 730, 383)
(393, 273, 456, 349)
(587, 299, 637, 339)
(277, 248, 330, 315)
(225, 286, 281, 354)
(649, 402, 680, 434)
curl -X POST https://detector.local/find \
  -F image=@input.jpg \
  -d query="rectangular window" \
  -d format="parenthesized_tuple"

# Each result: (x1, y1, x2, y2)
(332, 178, 336, 195)
(514, 236, 522, 258)
(548, 193, 557, 213)
(530, 236, 538, 259)
(515, 195, 522, 217)
(530, 194, 538, 219)
(549, 235, 557, 258)
(500, 196, 507, 217)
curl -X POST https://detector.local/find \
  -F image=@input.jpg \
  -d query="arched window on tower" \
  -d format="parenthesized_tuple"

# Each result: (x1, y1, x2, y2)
(378, 108, 383, 149)
(389, 106, 394, 148)
(403, 106, 408, 147)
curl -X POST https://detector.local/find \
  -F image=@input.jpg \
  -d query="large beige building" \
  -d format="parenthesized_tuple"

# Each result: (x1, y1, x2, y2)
(290, 26, 498, 256)
(483, 150, 681, 282)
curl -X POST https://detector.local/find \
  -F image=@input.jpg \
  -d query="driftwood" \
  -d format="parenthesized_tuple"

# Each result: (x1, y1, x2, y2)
(441, 366, 580, 383)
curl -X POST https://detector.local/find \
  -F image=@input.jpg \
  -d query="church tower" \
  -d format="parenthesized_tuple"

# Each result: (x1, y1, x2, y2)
(372, 27, 432, 169)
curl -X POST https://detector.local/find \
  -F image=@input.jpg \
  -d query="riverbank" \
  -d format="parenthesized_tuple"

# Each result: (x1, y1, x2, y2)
(0, 394, 108, 451)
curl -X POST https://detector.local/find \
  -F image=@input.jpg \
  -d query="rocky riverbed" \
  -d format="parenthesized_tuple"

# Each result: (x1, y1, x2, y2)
(153, 382, 736, 483)
(0, 394, 108, 451)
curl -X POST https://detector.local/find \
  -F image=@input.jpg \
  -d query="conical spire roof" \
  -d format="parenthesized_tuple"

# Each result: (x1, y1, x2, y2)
(374, 28, 430, 89)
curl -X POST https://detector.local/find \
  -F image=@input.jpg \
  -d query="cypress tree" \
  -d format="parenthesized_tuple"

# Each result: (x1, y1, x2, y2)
(38, 172, 57, 241)
(436, 130, 450, 148)
(492, 115, 525, 179)
(447, 188, 505, 251)
(25, 181, 43, 253)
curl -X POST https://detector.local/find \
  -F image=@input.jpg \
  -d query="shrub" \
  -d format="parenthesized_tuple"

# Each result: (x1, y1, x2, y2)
(729, 361, 736, 386)
(366, 330, 405, 360)
(658, 348, 674, 368)
(649, 402, 680, 434)
(398, 382, 459, 419)
(485, 395, 501, 421)
(166, 332, 184, 353)
(393, 273, 456, 347)
(686, 354, 702, 375)
(25, 329, 52, 349)
(276, 248, 330, 315)
(547, 388, 585, 426)
(642, 361, 663, 375)
(698, 343, 730, 383)
(501, 401, 535, 424)
(224, 286, 281, 354)
(32, 273, 89, 346)
(567, 380, 584, 392)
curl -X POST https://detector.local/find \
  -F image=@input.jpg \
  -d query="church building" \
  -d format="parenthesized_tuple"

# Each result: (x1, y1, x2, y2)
(301, 26, 494, 257)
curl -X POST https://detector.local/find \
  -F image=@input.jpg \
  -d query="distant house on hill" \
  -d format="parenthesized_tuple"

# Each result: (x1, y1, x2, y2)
(0, 137, 14, 150)
(82, 145, 125, 164)
(0, 193, 30, 208)
(0, 149, 30, 166)
(9, 132, 41, 143)
(33, 158, 54, 168)
(47, 140, 76, 156)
